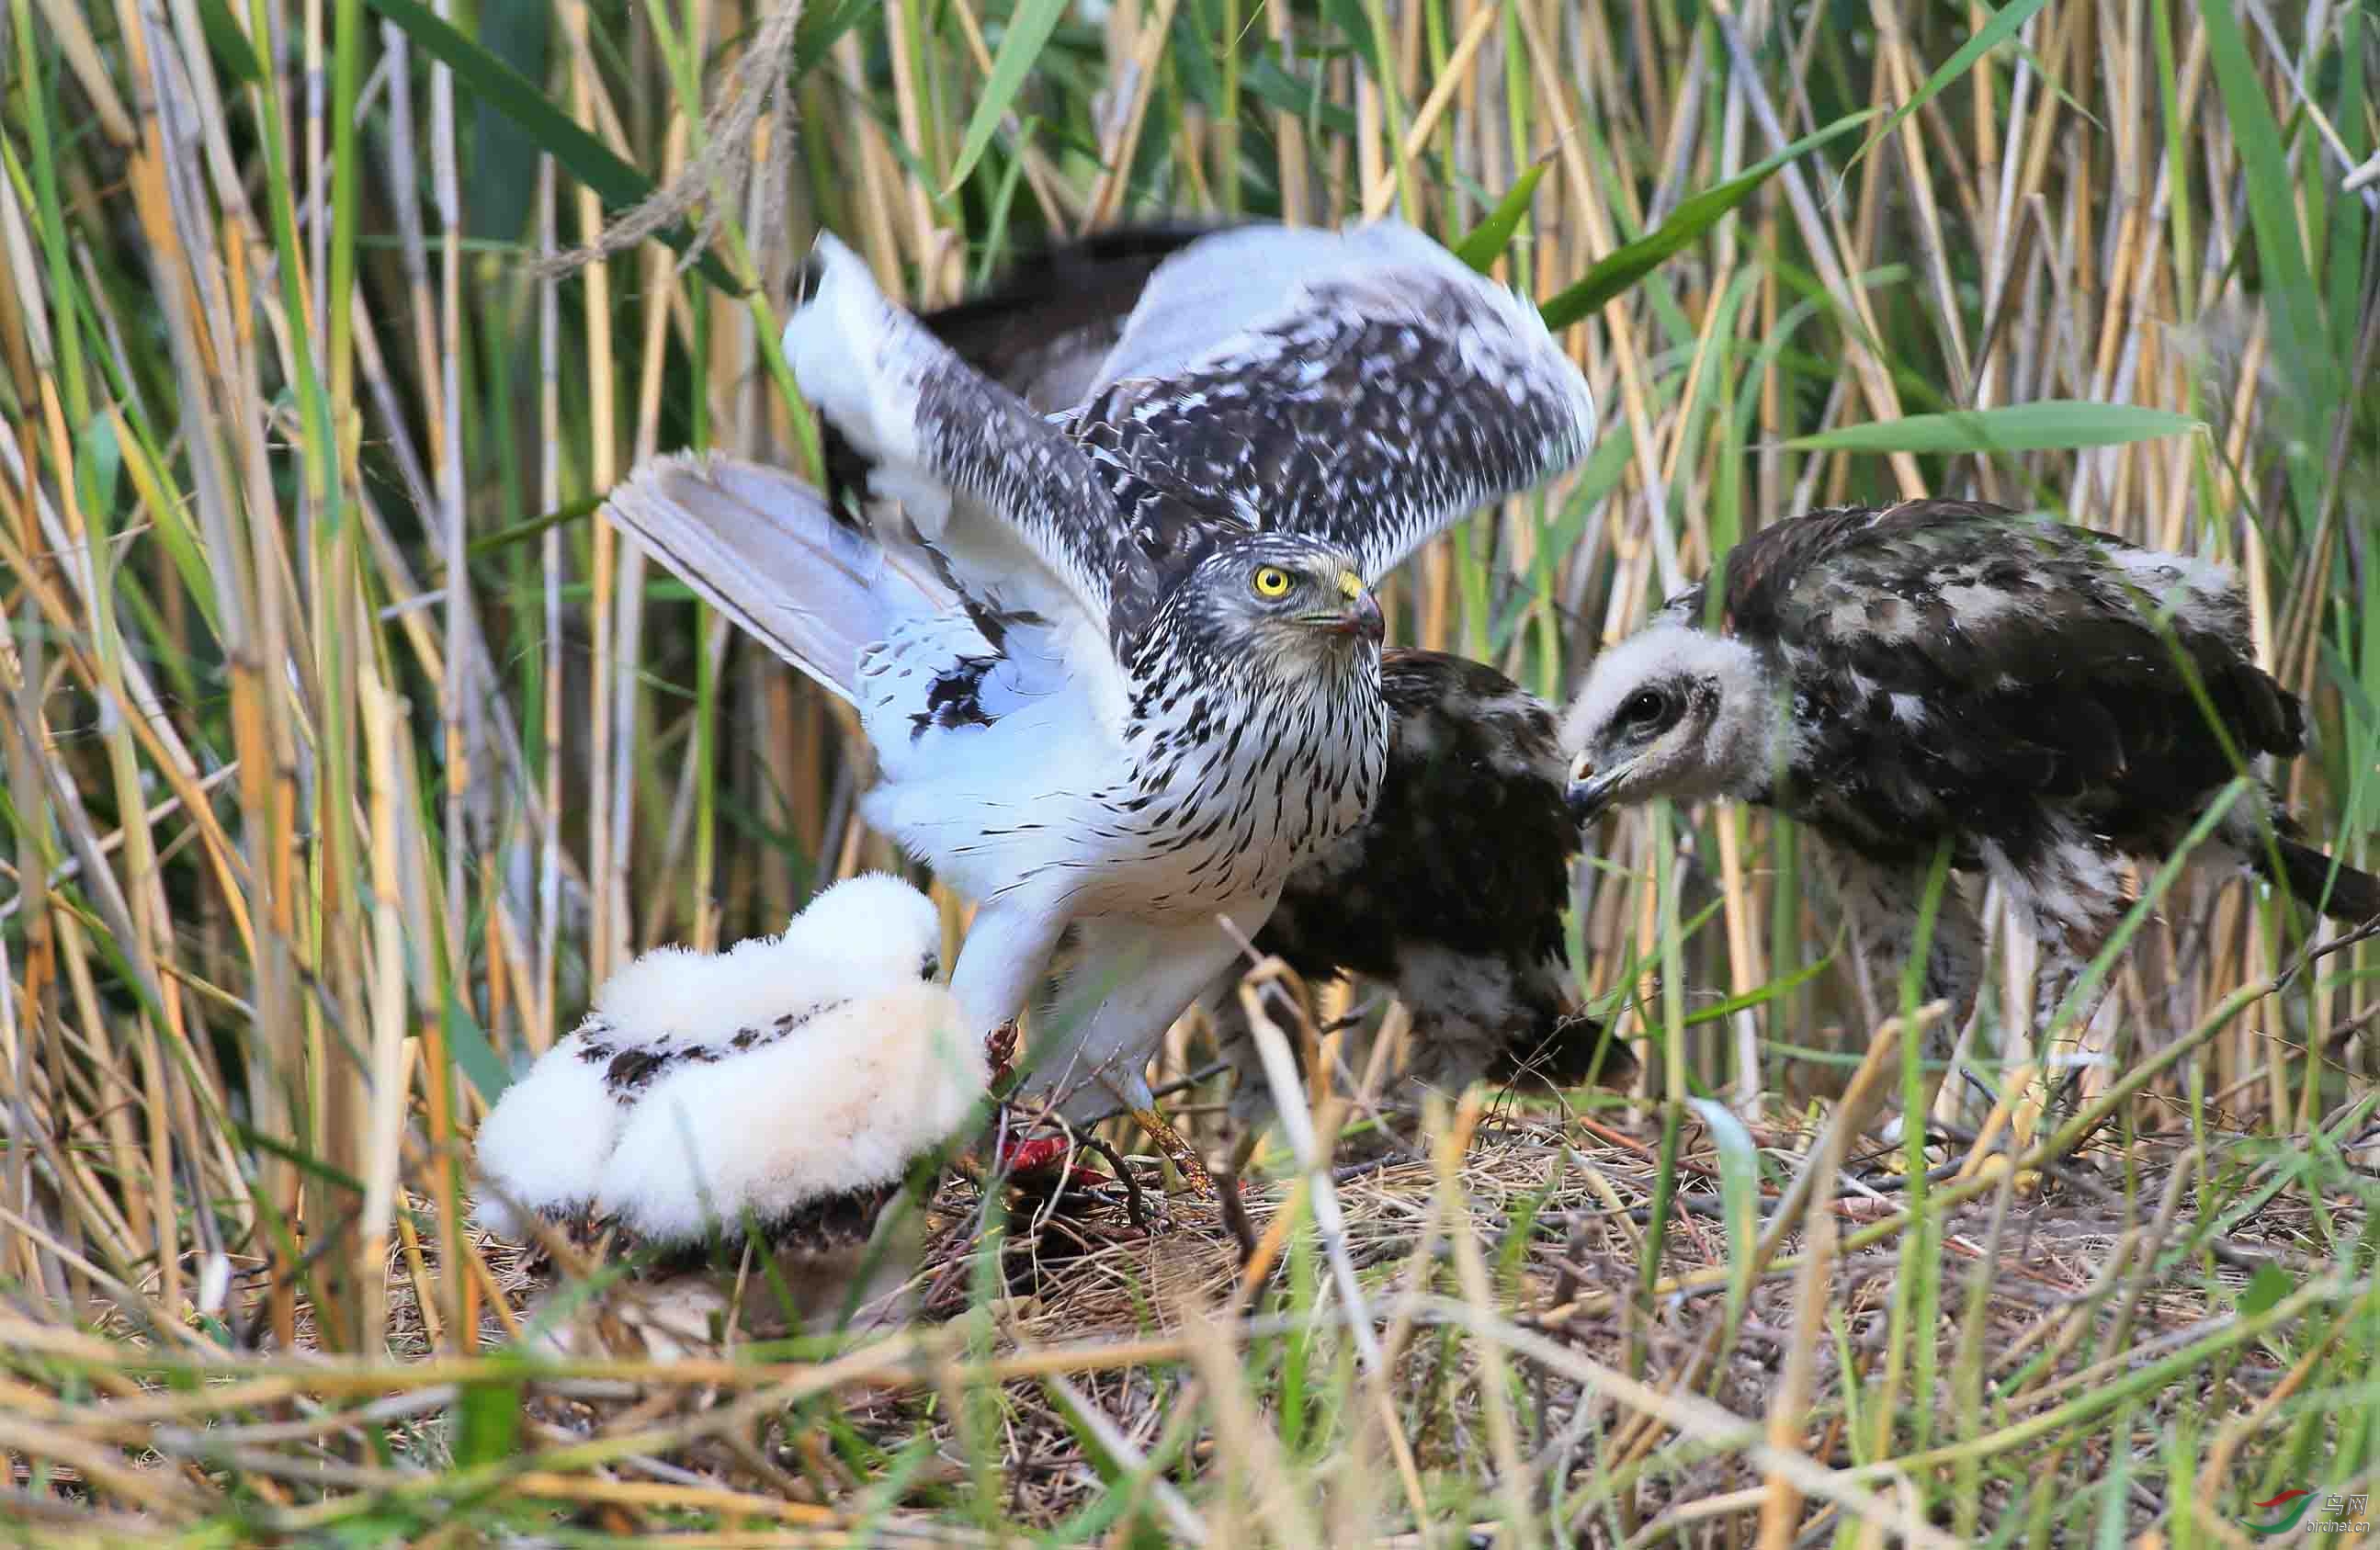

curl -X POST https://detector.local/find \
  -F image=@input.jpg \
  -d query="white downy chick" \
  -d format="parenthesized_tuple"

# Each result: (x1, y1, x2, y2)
(595, 979, 987, 1245)
(471, 872, 945, 1238)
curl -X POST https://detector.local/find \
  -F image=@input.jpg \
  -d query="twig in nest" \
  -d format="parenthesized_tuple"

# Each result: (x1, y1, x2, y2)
(1214, 1168, 1259, 1265)
(2321, 998, 2380, 1054)
(2275, 911, 2380, 994)
(1320, 1000, 1382, 1035)
(1546, 1216, 1593, 1312)
(1078, 1134, 1150, 1233)
(1331, 1151, 1416, 1183)
(1070, 1061, 1233, 1128)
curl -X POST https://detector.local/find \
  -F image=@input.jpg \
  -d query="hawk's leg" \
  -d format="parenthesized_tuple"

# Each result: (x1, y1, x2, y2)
(1016, 906, 1278, 1192)
(1808, 841, 1984, 1047)
(2025, 908, 2125, 1115)
(948, 886, 1075, 1047)
(1198, 961, 1286, 1138)
(1125, 1105, 1215, 1194)
(1808, 839, 1985, 1127)
(1917, 884, 1991, 1123)
(1808, 842, 1904, 1035)
(1982, 831, 2130, 1112)
(2033, 928, 2117, 1043)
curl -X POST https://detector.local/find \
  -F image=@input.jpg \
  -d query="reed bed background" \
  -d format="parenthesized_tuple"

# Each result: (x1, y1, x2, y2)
(2, 0, 2376, 1539)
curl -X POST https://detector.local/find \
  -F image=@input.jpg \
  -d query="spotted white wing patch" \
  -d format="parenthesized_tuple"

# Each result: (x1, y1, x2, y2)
(1069, 220, 1597, 585)
(786, 234, 1146, 674)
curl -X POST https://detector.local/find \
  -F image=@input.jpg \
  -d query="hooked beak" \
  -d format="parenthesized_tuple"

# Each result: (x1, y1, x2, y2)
(1309, 589, 1384, 643)
(1566, 759, 1631, 823)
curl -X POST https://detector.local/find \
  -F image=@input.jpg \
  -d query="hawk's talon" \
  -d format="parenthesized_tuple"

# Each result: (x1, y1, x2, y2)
(984, 1020, 1022, 1088)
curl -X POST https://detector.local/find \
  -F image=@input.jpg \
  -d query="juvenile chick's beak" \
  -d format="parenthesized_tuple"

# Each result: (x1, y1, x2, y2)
(1566, 761, 1630, 823)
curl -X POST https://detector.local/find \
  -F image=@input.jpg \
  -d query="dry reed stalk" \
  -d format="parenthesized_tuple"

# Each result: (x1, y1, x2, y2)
(5, 0, 2373, 1534)
(1084, 0, 1185, 229)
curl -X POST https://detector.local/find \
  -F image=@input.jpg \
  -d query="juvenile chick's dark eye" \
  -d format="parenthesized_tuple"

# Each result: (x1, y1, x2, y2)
(1620, 689, 1672, 729)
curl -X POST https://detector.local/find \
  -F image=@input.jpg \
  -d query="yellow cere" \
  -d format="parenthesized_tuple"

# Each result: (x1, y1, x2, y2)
(1253, 565, 1293, 598)
(1336, 571, 1363, 600)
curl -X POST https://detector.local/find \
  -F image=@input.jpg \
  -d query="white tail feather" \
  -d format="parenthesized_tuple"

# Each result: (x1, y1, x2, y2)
(603, 451, 947, 702)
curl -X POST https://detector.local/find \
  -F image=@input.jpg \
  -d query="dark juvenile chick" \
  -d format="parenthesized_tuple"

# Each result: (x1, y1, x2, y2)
(1204, 649, 1630, 1126)
(1566, 498, 2379, 1048)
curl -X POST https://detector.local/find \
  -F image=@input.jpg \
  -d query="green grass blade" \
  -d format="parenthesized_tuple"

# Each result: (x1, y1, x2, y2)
(1687, 1097, 1761, 1341)
(467, 493, 606, 561)
(456, 1376, 527, 1467)
(1538, 108, 1877, 330)
(445, 990, 515, 1103)
(196, 0, 266, 85)
(1783, 402, 2203, 454)
(944, 0, 1071, 194)
(2198, 0, 2338, 415)
(361, 0, 744, 291)
(1241, 56, 1361, 137)
(1452, 161, 1547, 272)
(795, 0, 880, 78)
(1844, 0, 2053, 175)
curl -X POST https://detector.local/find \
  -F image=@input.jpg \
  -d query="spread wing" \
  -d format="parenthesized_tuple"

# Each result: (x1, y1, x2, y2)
(1064, 220, 1598, 584)
(787, 234, 1154, 677)
(915, 222, 1231, 412)
(602, 452, 947, 703)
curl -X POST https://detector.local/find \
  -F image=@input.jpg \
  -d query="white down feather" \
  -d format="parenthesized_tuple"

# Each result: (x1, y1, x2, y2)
(471, 873, 966, 1240)
(596, 981, 988, 1242)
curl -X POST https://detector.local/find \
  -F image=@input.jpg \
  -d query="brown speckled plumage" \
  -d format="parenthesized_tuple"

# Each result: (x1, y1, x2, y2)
(1569, 498, 2380, 1051)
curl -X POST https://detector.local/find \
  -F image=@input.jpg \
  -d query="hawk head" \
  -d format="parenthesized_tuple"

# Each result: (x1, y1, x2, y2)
(1562, 622, 1776, 820)
(1184, 533, 1384, 667)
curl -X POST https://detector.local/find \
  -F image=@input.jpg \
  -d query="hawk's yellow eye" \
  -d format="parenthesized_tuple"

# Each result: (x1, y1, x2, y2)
(1252, 565, 1294, 599)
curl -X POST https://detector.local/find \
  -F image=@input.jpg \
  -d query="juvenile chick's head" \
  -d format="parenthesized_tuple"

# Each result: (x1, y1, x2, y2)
(1562, 623, 1776, 819)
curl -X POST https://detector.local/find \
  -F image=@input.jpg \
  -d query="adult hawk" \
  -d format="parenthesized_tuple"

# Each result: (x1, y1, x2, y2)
(606, 221, 1597, 1141)
(1564, 499, 2378, 1058)
(908, 229, 1630, 1122)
